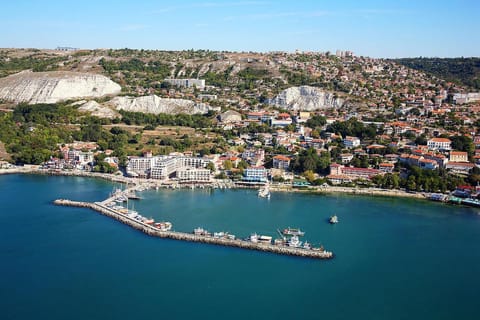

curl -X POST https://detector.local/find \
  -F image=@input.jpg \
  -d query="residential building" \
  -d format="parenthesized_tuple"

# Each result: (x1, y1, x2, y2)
(164, 78, 205, 89)
(340, 153, 354, 164)
(272, 155, 291, 170)
(343, 136, 361, 148)
(427, 138, 451, 151)
(379, 163, 394, 173)
(449, 151, 468, 162)
(446, 162, 475, 174)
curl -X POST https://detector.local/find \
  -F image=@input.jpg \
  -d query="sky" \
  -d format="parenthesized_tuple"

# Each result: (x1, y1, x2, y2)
(0, 0, 479, 58)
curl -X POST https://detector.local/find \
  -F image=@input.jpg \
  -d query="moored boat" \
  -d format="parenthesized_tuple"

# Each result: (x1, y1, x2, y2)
(154, 221, 172, 231)
(257, 235, 272, 244)
(281, 227, 305, 236)
(287, 235, 302, 248)
(258, 185, 271, 199)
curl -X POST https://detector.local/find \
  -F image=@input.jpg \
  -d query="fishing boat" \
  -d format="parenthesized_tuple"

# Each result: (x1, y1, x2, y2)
(281, 227, 305, 236)
(257, 235, 272, 244)
(194, 227, 211, 236)
(287, 235, 302, 248)
(154, 221, 172, 231)
(329, 214, 339, 224)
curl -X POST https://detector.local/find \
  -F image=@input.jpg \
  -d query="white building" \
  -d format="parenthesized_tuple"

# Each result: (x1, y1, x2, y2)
(343, 136, 361, 148)
(164, 78, 205, 90)
(150, 157, 178, 180)
(243, 166, 268, 183)
(67, 150, 94, 165)
(177, 167, 211, 182)
(427, 138, 451, 151)
(128, 155, 212, 180)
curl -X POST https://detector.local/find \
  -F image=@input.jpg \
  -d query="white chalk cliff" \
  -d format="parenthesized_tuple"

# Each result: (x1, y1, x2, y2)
(270, 86, 344, 110)
(111, 95, 220, 115)
(77, 100, 119, 119)
(0, 71, 121, 104)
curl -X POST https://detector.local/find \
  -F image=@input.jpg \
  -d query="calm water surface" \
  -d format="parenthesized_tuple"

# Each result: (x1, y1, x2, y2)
(1, 174, 479, 319)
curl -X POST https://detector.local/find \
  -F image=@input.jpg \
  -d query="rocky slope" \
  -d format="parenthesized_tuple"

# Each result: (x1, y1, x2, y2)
(0, 71, 121, 104)
(269, 86, 344, 110)
(110, 95, 220, 115)
(77, 100, 119, 119)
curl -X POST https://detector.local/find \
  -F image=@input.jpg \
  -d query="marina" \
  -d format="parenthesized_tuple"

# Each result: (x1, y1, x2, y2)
(52, 191, 334, 260)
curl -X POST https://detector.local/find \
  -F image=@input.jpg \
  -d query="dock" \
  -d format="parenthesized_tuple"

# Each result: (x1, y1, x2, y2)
(53, 199, 334, 260)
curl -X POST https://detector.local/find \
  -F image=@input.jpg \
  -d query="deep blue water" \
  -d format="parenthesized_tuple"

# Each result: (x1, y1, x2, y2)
(1, 174, 480, 319)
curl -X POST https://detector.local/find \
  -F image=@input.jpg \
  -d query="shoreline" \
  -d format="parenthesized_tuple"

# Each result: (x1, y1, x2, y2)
(0, 166, 430, 200)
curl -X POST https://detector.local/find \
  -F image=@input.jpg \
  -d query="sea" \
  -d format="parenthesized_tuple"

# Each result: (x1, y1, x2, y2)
(1, 174, 480, 320)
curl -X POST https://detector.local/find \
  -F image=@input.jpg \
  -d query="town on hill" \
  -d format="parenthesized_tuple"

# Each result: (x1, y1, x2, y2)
(1, 48, 480, 195)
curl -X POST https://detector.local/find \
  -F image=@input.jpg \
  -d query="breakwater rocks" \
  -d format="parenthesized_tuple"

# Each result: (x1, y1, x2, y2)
(53, 199, 334, 260)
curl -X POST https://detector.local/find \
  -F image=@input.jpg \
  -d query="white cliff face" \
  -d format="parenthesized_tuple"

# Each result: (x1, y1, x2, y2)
(270, 86, 344, 110)
(111, 95, 220, 115)
(0, 71, 121, 104)
(77, 100, 119, 119)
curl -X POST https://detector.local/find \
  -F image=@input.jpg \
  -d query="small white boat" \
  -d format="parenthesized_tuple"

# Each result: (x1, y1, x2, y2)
(281, 227, 305, 236)
(329, 215, 339, 224)
(258, 184, 271, 199)
(288, 235, 302, 248)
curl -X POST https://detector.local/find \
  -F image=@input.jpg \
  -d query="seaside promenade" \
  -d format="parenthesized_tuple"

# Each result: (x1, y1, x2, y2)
(1, 166, 428, 200)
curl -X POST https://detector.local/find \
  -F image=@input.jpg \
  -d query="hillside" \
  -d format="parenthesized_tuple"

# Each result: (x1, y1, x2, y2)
(394, 57, 480, 90)
(0, 48, 459, 115)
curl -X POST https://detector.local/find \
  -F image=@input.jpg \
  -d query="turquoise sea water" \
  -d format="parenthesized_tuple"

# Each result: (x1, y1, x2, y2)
(1, 174, 480, 319)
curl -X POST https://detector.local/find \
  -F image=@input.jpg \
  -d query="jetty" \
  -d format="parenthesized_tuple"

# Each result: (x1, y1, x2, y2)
(53, 199, 334, 260)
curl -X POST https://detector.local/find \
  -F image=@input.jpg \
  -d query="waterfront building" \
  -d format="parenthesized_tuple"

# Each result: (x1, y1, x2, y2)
(127, 155, 212, 180)
(243, 166, 268, 183)
(177, 167, 211, 182)
(328, 163, 383, 180)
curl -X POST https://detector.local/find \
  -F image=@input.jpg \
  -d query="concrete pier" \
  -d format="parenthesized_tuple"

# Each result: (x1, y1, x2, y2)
(53, 199, 334, 260)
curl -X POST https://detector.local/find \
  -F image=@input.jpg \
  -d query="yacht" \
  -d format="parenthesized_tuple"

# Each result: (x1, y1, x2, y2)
(258, 184, 271, 199)
(329, 215, 339, 224)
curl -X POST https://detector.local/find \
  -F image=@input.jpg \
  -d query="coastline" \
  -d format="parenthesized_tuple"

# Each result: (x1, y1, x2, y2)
(270, 184, 428, 200)
(0, 166, 429, 200)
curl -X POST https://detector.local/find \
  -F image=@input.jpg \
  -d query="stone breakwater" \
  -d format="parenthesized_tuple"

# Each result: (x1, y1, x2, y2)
(53, 199, 334, 260)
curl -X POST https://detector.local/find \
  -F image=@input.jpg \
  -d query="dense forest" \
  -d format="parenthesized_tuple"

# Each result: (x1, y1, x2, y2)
(394, 57, 480, 89)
